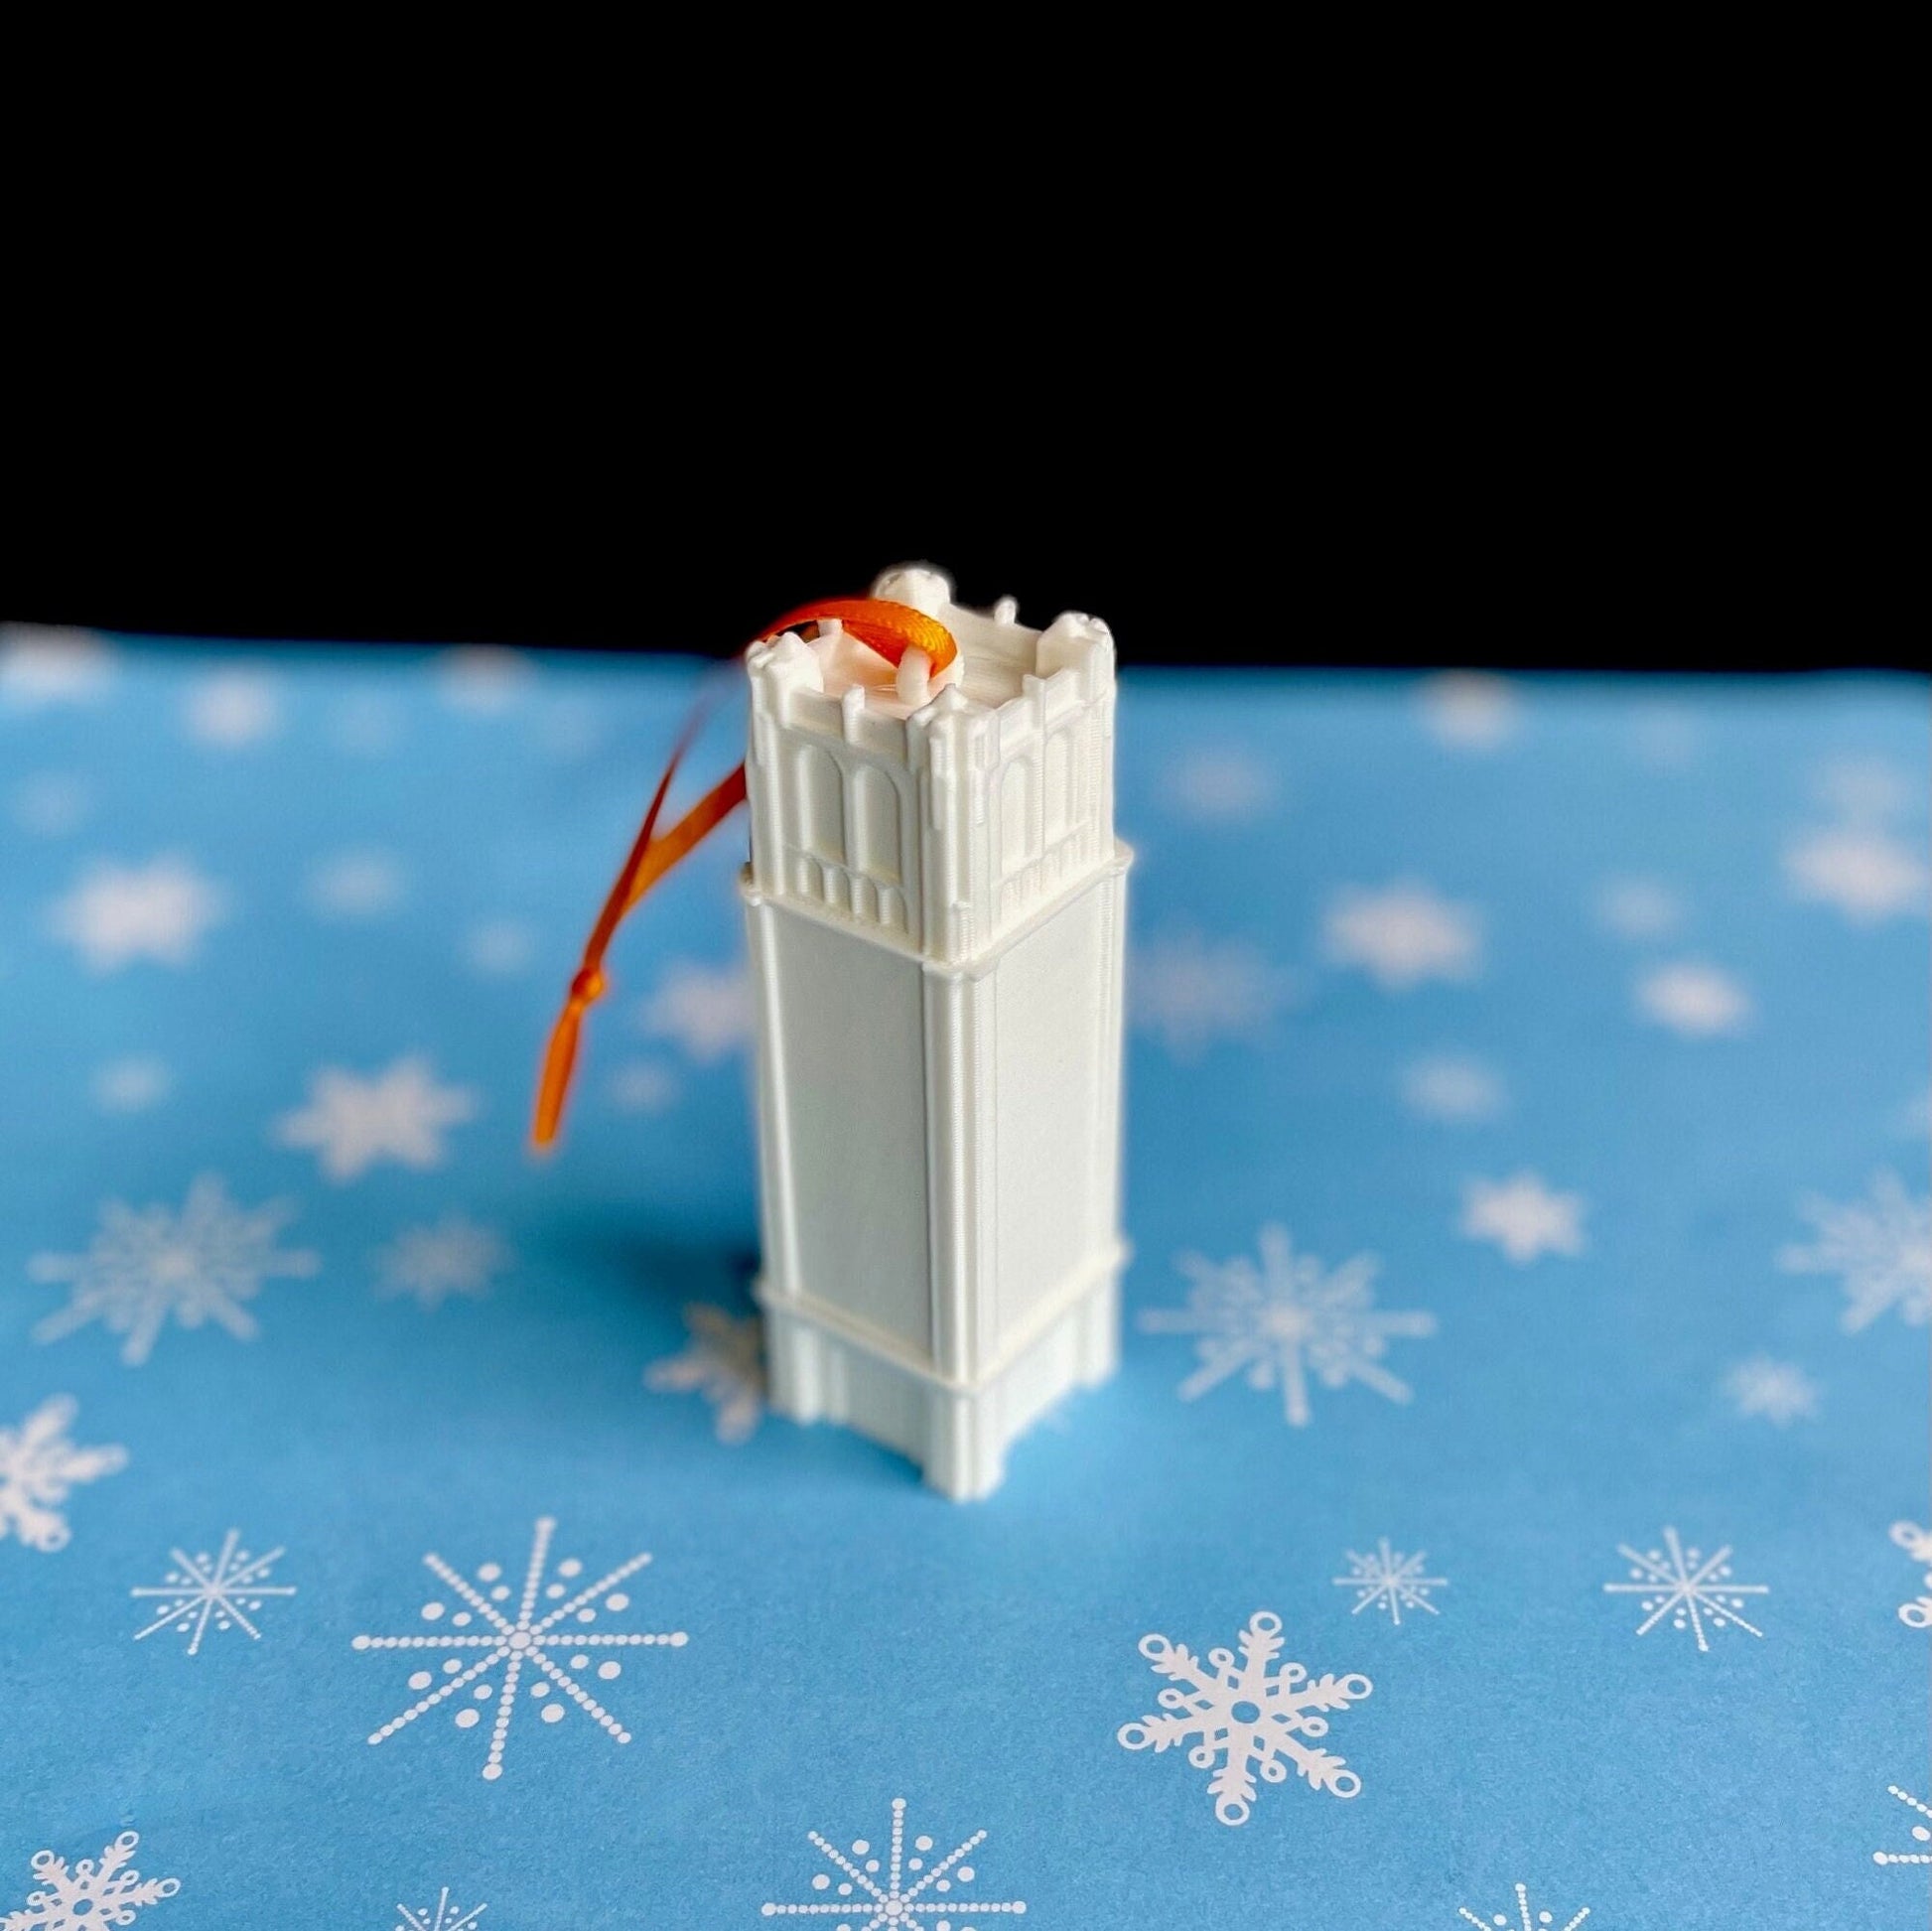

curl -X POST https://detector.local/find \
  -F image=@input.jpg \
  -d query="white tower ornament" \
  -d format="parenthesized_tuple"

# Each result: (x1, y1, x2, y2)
(742, 565, 1131, 1497)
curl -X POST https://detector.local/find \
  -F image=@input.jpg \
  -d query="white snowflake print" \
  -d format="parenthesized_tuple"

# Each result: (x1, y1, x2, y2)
(609, 1059, 681, 1115)
(1402, 1052, 1506, 1123)
(91, 1055, 172, 1115)
(1457, 1882, 1589, 1930)
(438, 645, 533, 713)
(1118, 1608, 1371, 1826)
(1322, 882, 1481, 991)
(29, 1174, 319, 1365)
(1889, 1520, 1932, 1630)
(1160, 745, 1278, 823)
(376, 1217, 508, 1310)
(1821, 750, 1922, 819)
(1601, 1527, 1768, 1651)
(0, 623, 113, 708)
(1141, 1224, 1438, 1427)
(1332, 1539, 1447, 1624)
(1420, 670, 1518, 751)
(646, 1305, 764, 1442)
(1634, 960, 1752, 1037)
(352, 1514, 688, 1781)
(0, 1396, 126, 1552)
(1721, 1356, 1819, 1426)
(275, 1057, 479, 1181)
(1, 1832, 177, 1929)
(1130, 931, 1299, 1060)
(1629, 702, 1698, 767)
(131, 1528, 295, 1652)
(1594, 876, 1681, 941)
(330, 690, 404, 756)
(1779, 1172, 1932, 1332)
(395, 1890, 485, 1931)
(184, 666, 280, 747)
(48, 856, 227, 972)
(305, 849, 408, 918)
(12, 771, 89, 838)
(639, 960, 753, 1062)
(1784, 826, 1929, 923)
(1873, 1784, 1932, 1866)
(1460, 1173, 1587, 1265)
(759, 1796, 1027, 1926)
(463, 919, 536, 977)
(537, 694, 606, 761)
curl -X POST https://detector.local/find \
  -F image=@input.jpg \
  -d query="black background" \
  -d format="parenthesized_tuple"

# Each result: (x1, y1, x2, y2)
(6, 400, 1916, 673)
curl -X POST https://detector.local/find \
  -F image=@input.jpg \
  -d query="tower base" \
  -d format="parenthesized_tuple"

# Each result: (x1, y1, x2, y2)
(759, 1257, 1122, 1501)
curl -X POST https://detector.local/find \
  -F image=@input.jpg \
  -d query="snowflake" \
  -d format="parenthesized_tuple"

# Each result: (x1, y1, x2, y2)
(275, 1057, 478, 1181)
(1890, 1520, 1932, 1630)
(1594, 877, 1681, 941)
(1420, 671, 1518, 750)
(1117, 1608, 1370, 1826)
(0, 1396, 126, 1552)
(1601, 1527, 1768, 1651)
(395, 1889, 485, 1931)
(1, 1831, 178, 1929)
(1402, 1053, 1506, 1123)
(1811, 753, 1919, 822)
(439, 645, 533, 713)
(538, 695, 606, 761)
(1629, 703, 1698, 768)
(1460, 1173, 1587, 1264)
(353, 1514, 688, 1781)
(130, 1528, 296, 1653)
(331, 691, 404, 755)
(92, 1056, 172, 1115)
(12, 771, 89, 838)
(1780, 1172, 1932, 1332)
(0, 623, 113, 708)
(639, 961, 753, 1062)
(184, 667, 280, 748)
(1634, 961, 1751, 1036)
(609, 1059, 681, 1114)
(1140, 1224, 1437, 1427)
(1873, 1784, 1932, 1866)
(1130, 931, 1298, 1060)
(759, 1795, 1026, 1926)
(1160, 745, 1278, 822)
(646, 1305, 763, 1443)
(48, 856, 227, 972)
(376, 1217, 507, 1310)
(1784, 826, 1929, 923)
(305, 849, 408, 918)
(1322, 882, 1481, 991)
(29, 1174, 319, 1365)
(1457, 1883, 1589, 1930)
(1332, 1539, 1447, 1624)
(1721, 1356, 1819, 1426)
(462, 919, 536, 977)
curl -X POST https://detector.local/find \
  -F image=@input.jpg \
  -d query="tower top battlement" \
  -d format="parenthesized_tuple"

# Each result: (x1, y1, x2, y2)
(743, 565, 1123, 967)
(746, 563, 1115, 747)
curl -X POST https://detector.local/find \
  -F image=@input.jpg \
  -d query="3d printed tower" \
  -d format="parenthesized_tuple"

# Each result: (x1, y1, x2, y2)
(743, 565, 1130, 1498)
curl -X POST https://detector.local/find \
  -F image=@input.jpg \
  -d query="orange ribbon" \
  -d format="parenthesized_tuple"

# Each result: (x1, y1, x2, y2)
(531, 596, 954, 1150)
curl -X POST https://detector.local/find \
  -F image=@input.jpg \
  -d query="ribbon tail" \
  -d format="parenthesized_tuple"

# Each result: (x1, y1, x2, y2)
(530, 760, 750, 1152)
(621, 763, 749, 913)
(531, 1000, 587, 1151)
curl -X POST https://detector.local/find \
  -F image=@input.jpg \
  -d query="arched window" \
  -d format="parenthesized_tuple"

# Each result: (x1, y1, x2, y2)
(853, 764, 901, 883)
(1001, 759, 1034, 876)
(1044, 730, 1070, 841)
(795, 745, 845, 864)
